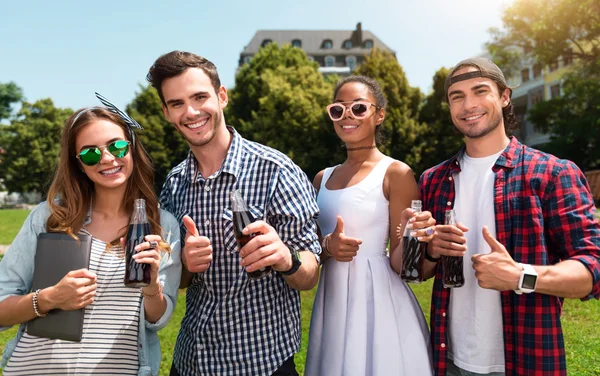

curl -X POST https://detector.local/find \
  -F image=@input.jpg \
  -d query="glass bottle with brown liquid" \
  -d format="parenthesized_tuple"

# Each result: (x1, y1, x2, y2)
(400, 200, 427, 283)
(124, 198, 152, 287)
(230, 189, 272, 280)
(442, 209, 465, 288)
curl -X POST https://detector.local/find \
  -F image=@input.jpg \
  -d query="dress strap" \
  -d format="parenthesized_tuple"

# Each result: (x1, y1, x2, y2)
(320, 166, 338, 191)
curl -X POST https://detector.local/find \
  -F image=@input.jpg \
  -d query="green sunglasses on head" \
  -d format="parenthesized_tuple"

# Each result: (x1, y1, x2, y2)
(77, 139, 131, 166)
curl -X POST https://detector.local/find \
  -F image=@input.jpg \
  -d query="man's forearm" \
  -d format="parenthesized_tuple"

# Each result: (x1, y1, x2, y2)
(530, 260, 593, 299)
(282, 251, 319, 290)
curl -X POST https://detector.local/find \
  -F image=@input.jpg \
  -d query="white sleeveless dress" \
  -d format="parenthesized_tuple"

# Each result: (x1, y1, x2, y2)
(305, 157, 433, 376)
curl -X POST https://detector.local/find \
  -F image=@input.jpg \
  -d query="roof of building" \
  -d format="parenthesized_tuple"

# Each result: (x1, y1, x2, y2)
(241, 23, 394, 56)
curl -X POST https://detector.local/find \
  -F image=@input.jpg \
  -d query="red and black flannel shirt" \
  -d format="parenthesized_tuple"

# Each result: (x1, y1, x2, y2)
(419, 137, 600, 376)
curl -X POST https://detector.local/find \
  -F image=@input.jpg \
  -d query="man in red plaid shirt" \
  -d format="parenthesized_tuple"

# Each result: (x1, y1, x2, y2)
(419, 57, 600, 376)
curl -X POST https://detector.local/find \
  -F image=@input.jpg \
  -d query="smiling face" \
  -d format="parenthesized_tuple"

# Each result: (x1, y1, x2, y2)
(75, 119, 133, 192)
(161, 67, 229, 150)
(331, 82, 385, 145)
(447, 65, 511, 140)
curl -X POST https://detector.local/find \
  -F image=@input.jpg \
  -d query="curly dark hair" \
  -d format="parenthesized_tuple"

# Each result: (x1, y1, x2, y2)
(332, 75, 387, 144)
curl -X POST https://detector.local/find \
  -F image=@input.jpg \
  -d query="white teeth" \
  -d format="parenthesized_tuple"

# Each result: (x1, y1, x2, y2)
(101, 167, 121, 175)
(341, 125, 358, 129)
(465, 114, 484, 121)
(186, 118, 209, 129)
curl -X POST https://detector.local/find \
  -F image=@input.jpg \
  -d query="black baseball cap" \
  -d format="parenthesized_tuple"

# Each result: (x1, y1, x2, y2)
(444, 57, 514, 99)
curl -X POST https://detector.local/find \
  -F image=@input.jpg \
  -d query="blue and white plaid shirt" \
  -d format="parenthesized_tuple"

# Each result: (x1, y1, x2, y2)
(159, 126, 321, 376)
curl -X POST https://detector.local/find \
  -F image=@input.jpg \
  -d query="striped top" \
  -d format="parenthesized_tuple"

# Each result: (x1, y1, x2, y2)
(3, 238, 142, 376)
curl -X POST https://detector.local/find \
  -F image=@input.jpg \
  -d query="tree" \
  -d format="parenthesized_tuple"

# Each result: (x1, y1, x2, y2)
(126, 85, 188, 192)
(487, 0, 600, 77)
(528, 62, 600, 171)
(226, 43, 342, 178)
(417, 68, 464, 172)
(0, 82, 23, 121)
(353, 48, 428, 174)
(0, 99, 73, 194)
(487, 0, 600, 171)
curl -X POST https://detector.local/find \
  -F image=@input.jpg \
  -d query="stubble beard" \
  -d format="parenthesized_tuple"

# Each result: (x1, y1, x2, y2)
(454, 111, 503, 140)
(178, 111, 223, 147)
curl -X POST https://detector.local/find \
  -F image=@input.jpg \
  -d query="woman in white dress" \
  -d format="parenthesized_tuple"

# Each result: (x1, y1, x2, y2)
(305, 76, 434, 375)
(0, 103, 181, 376)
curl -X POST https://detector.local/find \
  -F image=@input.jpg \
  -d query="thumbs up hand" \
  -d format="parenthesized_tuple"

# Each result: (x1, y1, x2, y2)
(471, 226, 521, 291)
(327, 215, 363, 262)
(182, 215, 213, 273)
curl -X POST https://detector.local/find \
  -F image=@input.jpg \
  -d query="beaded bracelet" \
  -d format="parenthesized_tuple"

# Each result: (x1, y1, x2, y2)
(321, 234, 333, 258)
(32, 289, 48, 317)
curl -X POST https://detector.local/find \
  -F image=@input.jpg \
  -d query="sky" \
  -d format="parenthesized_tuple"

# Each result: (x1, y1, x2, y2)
(0, 0, 512, 112)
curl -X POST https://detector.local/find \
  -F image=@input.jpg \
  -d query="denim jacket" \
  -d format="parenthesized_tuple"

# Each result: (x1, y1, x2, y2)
(0, 202, 182, 376)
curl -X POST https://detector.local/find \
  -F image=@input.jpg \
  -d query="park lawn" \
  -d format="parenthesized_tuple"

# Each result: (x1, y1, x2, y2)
(0, 209, 30, 245)
(0, 276, 599, 375)
(1, 208, 599, 375)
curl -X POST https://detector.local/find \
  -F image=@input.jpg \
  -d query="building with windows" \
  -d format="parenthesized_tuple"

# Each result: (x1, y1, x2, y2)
(238, 23, 395, 76)
(507, 49, 574, 147)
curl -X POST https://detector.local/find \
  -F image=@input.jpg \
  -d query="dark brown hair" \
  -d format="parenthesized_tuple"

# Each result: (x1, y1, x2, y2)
(46, 108, 161, 247)
(333, 75, 387, 143)
(147, 51, 221, 105)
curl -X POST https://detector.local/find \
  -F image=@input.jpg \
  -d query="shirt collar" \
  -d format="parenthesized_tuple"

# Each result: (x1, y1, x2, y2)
(447, 136, 522, 172)
(183, 125, 244, 182)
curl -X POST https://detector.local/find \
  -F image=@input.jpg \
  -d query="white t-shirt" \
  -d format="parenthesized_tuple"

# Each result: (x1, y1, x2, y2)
(448, 151, 505, 374)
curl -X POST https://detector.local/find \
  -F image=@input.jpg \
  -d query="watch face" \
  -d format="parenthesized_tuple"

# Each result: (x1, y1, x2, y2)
(522, 274, 537, 290)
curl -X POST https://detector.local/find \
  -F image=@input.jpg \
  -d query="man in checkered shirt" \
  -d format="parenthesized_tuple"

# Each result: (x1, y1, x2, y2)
(147, 51, 321, 376)
(419, 57, 600, 376)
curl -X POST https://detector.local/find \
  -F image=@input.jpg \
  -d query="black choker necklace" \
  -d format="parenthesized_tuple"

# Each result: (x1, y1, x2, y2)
(345, 145, 377, 151)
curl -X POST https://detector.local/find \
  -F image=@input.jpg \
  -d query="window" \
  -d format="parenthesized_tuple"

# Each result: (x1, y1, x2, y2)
(261, 39, 273, 48)
(292, 39, 302, 48)
(531, 90, 544, 106)
(549, 61, 558, 72)
(322, 39, 333, 49)
(521, 68, 530, 83)
(346, 56, 357, 71)
(563, 50, 573, 66)
(325, 56, 335, 67)
(550, 84, 561, 99)
(363, 40, 373, 49)
(243, 56, 252, 64)
(343, 40, 353, 49)
(533, 64, 542, 78)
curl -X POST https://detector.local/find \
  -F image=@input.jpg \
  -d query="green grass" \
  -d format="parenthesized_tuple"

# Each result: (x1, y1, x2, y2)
(0, 279, 599, 375)
(0, 209, 30, 244)
(1, 209, 600, 375)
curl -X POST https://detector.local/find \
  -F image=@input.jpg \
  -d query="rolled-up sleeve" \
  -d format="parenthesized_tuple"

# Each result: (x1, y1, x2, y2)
(544, 162, 600, 300)
(0, 203, 47, 331)
(268, 163, 321, 261)
(144, 209, 182, 331)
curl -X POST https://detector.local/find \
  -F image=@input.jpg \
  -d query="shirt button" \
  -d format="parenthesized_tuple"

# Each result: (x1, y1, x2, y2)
(447, 201, 452, 206)
(199, 344, 204, 350)
(205, 220, 210, 227)
(441, 343, 446, 348)
(448, 176, 453, 181)
(204, 185, 211, 192)
(442, 312, 446, 317)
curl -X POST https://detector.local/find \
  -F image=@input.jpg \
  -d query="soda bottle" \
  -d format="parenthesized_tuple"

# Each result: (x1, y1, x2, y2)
(400, 200, 427, 283)
(124, 198, 152, 287)
(230, 189, 272, 280)
(442, 209, 465, 288)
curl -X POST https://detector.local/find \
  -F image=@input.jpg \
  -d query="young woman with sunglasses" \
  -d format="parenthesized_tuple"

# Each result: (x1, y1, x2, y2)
(0, 106, 181, 376)
(305, 76, 434, 375)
